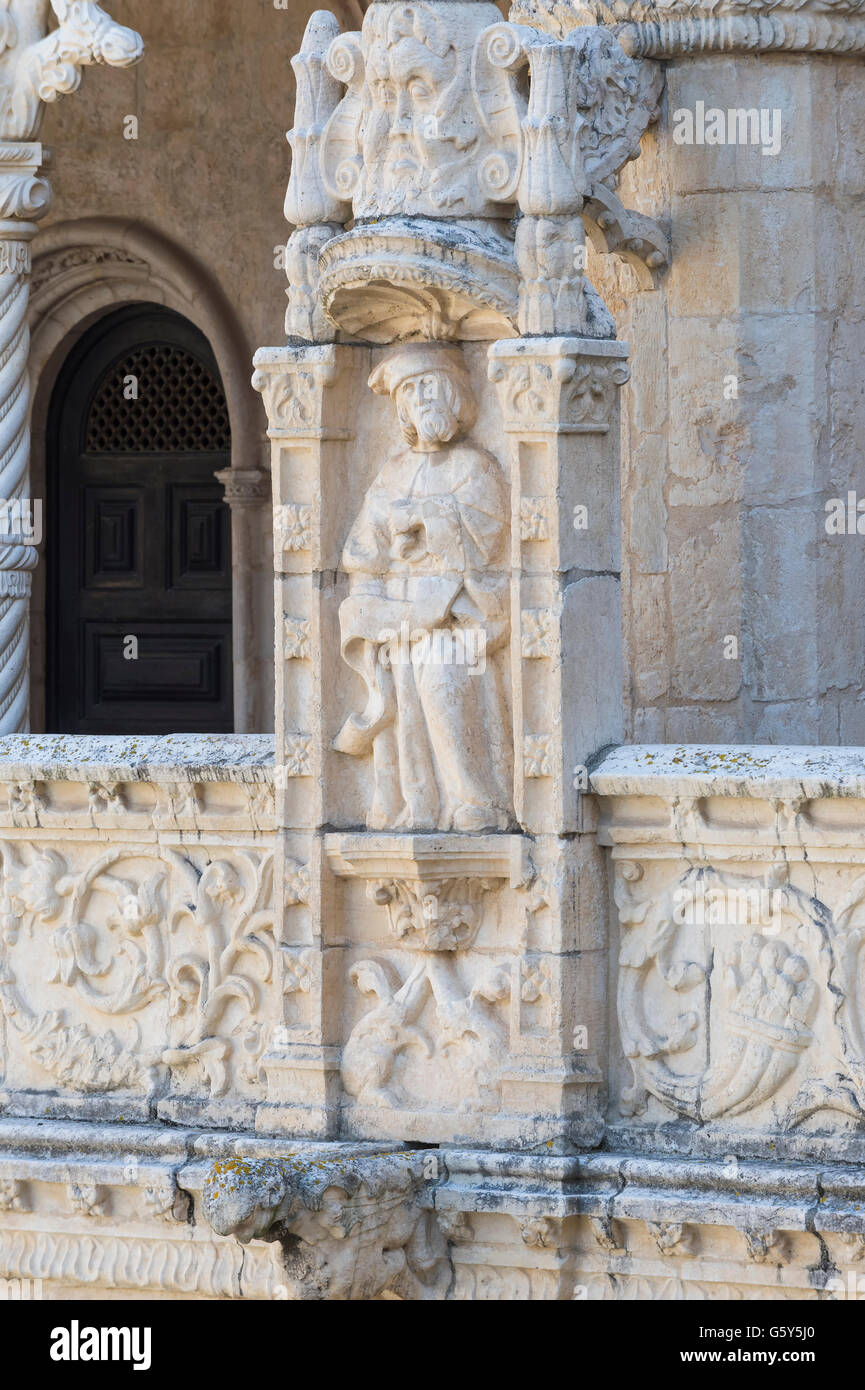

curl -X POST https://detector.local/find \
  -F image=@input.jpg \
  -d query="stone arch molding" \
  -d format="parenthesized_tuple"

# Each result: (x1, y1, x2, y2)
(28, 216, 258, 449)
(27, 218, 273, 734)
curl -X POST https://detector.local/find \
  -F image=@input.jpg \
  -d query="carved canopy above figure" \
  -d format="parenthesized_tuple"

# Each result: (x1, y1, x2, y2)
(282, 3, 668, 344)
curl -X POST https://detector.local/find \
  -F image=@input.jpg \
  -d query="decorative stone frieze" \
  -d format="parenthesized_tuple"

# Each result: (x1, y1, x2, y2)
(0, 1118, 409, 1300)
(0, 736, 277, 1130)
(511, 0, 865, 55)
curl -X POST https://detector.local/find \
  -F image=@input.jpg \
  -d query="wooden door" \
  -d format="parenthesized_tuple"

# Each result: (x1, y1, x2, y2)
(47, 305, 234, 734)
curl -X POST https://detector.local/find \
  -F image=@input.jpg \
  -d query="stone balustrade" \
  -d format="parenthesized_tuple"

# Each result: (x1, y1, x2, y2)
(0, 735, 276, 1130)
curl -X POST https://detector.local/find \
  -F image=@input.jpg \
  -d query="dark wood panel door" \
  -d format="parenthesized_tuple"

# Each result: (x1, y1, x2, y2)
(47, 305, 234, 734)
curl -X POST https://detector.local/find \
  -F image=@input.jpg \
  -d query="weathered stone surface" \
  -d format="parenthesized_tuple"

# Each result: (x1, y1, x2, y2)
(0, 0, 862, 1308)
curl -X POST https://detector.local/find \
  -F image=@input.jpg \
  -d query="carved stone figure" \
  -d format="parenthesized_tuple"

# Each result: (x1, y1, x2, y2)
(351, 0, 510, 219)
(334, 344, 512, 832)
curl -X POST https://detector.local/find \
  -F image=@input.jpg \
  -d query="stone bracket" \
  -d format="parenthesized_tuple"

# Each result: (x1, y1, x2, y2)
(202, 1149, 451, 1301)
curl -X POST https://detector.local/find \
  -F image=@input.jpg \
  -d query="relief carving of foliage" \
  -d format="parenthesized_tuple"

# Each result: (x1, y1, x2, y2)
(0, 842, 275, 1099)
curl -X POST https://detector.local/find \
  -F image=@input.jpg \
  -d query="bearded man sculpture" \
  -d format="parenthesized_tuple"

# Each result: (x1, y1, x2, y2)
(334, 345, 512, 832)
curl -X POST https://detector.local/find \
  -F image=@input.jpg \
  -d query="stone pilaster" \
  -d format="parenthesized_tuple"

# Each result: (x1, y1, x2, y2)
(489, 334, 629, 1135)
(215, 468, 271, 733)
(252, 343, 357, 1136)
(250, 1, 657, 1147)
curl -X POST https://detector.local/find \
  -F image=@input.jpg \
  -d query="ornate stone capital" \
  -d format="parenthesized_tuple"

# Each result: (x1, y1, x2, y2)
(214, 467, 270, 507)
(489, 337, 630, 434)
(252, 345, 352, 439)
(279, 6, 665, 343)
(365, 877, 498, 952)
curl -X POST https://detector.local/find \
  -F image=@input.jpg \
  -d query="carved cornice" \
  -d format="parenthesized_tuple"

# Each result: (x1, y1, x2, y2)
(325, 832, 525, 886)
(509, 0, 865, 54)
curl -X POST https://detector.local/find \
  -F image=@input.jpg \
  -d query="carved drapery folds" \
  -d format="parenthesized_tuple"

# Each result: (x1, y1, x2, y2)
(282, 3, 666, 344)
(333, 343, 512, 834)
(0, 2, 143, 731)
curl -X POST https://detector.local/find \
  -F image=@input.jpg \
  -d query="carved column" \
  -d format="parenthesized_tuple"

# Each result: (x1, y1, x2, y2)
(215, 466, 271, 732)
(0, 1, 142, 731)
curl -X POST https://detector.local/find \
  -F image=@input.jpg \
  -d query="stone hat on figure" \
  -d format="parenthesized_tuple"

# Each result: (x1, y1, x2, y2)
(368, 343, 473, 398)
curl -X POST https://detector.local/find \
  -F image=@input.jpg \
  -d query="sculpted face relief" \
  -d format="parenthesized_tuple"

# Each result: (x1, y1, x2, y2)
(359, 3, 482, 216)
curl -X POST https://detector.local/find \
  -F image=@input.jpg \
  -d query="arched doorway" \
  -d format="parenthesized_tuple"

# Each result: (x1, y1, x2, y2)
(46, 304, 234, 734)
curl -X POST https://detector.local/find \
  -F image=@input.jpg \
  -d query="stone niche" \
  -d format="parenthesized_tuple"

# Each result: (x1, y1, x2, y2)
(253, 0, 657, 1155)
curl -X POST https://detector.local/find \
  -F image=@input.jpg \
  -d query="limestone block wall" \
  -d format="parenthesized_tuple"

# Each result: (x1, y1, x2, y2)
(605, 57, 865, 747)
(514, 0, 865, 747)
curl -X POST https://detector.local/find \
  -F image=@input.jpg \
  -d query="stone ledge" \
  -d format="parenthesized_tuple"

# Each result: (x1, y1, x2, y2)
(0, 733, 275, 784)
(591, 744, 865, 799)
(510, 0, 865, 54)
(325, 831, 527, 885)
